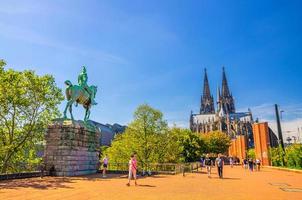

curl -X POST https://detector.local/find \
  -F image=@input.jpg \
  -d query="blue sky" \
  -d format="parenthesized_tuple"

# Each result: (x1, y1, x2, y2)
(1, 0, 302, 137)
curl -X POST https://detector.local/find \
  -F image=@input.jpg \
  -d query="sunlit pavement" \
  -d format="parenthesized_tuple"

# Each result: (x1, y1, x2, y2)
(1, 166, 302, 200)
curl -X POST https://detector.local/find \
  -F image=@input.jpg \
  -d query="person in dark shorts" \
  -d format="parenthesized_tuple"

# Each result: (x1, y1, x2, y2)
(102, 155, 109, 177)
(248, 158, 254, 172)
(204, 154, 213, 178)
(255, 158, 261, 171)
(243, 158, 248, 169)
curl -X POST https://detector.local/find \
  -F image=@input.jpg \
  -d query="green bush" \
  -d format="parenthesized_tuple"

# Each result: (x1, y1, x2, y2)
(270, 144, 302, 169)
(270, 146, 284, 167)
(285, 144, 302, 169)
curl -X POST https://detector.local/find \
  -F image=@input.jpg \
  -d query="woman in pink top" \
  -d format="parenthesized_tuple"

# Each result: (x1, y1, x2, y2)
(102, 155, 108, 178)
(127, 153, 137, 186)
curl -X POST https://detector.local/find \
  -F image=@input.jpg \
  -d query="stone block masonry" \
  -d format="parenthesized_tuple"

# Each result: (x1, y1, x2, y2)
(44, 119, 101, 176)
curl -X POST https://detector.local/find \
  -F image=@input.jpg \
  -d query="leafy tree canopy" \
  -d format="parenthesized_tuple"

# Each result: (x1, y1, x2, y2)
(105, 104, 168, 166)
(201, 131, 231, 154)
(0, 60, 64, 173)
(167, 127, 206, 162)
(247, 148, 256, 159)
(105, 105, 213, 165)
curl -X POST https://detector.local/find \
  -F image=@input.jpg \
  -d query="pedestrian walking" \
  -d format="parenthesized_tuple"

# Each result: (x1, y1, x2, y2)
(200, 157, 204, 168)
(243, 158, 248, 169)
(256, 158, 261, 171)
(248, 158, 254, 172)
(127, 153, 138, 186)
(229, 157, 234, 168)
(102, 155, 109, 177)
(39, 162, 45, 178)
(215, 154, 224, 179)
(204, 154, 213, 178)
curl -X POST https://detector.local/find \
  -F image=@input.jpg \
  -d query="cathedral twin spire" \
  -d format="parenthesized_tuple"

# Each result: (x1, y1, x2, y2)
(200, 67, 235, 115)
(220, 67, 235, 114)
(200, 69, 215, 114)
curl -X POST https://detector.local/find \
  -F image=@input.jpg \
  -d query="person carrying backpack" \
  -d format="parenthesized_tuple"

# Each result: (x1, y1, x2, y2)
(204, 154, 213, 178)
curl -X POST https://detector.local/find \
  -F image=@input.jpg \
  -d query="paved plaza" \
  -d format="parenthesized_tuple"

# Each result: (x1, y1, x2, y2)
(0, 166, 301, 200)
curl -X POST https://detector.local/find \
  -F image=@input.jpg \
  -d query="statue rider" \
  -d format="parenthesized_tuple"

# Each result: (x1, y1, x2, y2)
(78, 66, 97, 105)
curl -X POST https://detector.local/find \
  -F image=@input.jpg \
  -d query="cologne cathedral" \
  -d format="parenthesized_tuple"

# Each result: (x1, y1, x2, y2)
(190, 67, 254, 147)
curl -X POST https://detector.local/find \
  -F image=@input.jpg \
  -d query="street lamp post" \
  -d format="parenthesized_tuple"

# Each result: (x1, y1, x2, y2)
(275, 104, 285, 150)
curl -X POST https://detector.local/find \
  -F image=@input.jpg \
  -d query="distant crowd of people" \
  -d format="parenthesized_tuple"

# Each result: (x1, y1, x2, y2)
(242, 157, 261, 172)
(200, 154, 262, 179)
(99, 153, 262, 186)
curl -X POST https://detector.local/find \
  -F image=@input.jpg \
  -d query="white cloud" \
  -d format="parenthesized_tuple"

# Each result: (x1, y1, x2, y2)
(266, 118, 302, 143)
(240, 103, 302, 143)
(244, 103, 302, 121)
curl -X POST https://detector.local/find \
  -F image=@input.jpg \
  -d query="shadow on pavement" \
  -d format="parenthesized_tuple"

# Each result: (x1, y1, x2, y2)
(71, 173, 168, 181)
(211, 177, 241, 180)
(0, 177, 74, 190)
(138, 184, 156, 187)
(193, 171, 208, 174)
(0, 173, 168, 190)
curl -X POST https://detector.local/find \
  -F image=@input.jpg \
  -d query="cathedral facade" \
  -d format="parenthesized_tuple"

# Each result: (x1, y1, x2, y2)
(190, 67, 254, 147)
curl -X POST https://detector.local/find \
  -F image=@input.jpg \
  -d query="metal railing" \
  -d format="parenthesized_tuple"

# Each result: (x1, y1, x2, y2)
(0, 162, 202, 180)
(104, 162, 201, 175)
(0, 162, 47, 180)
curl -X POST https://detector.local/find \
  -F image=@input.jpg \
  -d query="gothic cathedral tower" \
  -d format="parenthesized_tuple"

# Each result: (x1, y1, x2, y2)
(200, 69, 215, 114)
(218, 67, 235, 114)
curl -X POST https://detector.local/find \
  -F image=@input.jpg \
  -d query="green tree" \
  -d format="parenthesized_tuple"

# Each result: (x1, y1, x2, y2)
(202, 131, 231, 154)
(269, 145, 286, 167)
(105, 104, 168, 167)
(285, 144, 302, 169)
(106, 121, 206, 165)
(0, 59, 6, 70)
(153, 127, 185, 163)
(0, 61, 64, 173)
(167, 128, 206, 162)
(247, 148, 256, 159)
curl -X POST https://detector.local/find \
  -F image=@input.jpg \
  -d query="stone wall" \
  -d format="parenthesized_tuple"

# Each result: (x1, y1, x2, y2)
(252, 122, 270, 166)
(44, 119, 101, 176)
(228, 135, 247, 162)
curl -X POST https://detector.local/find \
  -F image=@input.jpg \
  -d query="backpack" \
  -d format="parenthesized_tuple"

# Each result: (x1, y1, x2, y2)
(205, 158, 211, 166)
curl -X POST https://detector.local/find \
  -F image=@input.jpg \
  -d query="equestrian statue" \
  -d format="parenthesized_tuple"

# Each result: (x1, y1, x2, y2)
(63, 66, 98, 121)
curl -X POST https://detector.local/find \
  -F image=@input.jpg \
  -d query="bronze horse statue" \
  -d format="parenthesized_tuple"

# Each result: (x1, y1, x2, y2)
(63, 80, 97, 121)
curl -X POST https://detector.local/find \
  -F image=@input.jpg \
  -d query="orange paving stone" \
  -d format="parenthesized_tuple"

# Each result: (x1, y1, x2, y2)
(0, 166, 302, 200)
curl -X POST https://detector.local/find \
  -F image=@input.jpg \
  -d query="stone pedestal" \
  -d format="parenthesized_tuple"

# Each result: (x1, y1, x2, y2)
(44, 119, 101, 176)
